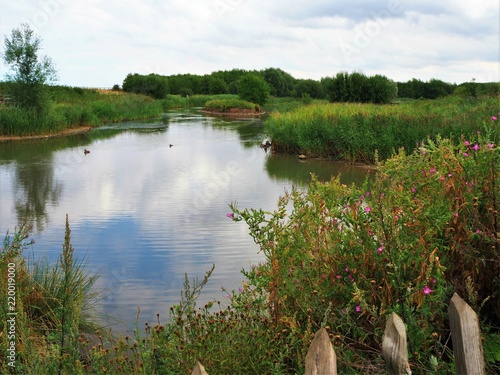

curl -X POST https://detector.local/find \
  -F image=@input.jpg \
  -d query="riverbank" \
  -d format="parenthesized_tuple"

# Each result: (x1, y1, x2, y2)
(201, 108, 265, 116)
(0, 125, 92, 142)
(266, 94, 500, 163)
(0, 86, 164, 137)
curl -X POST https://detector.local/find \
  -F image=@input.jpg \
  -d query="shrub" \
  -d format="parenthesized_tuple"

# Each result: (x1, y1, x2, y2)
(122, 73, 168, 99)
(236, 74, 270, 105)
(229, 128, 500, 372)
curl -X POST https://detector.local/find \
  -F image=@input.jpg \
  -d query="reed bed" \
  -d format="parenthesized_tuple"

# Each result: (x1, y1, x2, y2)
(266, 95, 500, 162)
(161, 94, 238, 109)
(204, 98, 262, 112)
(0, 87, 164, 136)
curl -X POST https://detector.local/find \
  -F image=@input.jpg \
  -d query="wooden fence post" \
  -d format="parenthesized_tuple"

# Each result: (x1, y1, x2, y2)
(382, 312, 411, 375)
(305, 327, 337, 375)
(448, 293, 485, 375)
(191, 361, 208, 375)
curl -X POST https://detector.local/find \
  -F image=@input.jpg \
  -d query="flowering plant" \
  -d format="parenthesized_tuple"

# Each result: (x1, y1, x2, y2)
(230, 122, 499, 372)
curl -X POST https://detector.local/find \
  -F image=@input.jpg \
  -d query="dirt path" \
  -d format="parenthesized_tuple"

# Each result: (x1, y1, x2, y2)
(0, 126, 92, 142)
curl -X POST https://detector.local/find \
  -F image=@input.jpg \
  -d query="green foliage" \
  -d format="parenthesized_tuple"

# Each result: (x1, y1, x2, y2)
(229, 133, 499, 372)
(2, 23, 57, 113)
(262, 67, 295, 97)
(204, 98, 262, 113)
(397, 78, 456, 99)
(2, 23, 57, 85)
(0, 218, 104, 374)
(122, 73, 169, 99)
(236, 74, 270, 105)
(295, 79, 325, 99)
(0, 87, 164, 136)
(323, 71, 397, 104)
(265, 95, 500, 162)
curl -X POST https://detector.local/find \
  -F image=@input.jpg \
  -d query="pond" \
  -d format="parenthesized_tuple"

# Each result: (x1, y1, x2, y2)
(0, 109, 372, 332)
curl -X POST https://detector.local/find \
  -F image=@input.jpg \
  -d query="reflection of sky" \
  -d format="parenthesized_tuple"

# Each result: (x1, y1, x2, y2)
(0, 111, 367, 333)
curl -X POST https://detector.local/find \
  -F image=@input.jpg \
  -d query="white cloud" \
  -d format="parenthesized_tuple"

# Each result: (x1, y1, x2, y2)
(0, 0, 498, 86)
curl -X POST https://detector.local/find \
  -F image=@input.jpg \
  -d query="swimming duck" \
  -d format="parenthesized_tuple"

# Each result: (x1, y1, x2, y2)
(84, 149, 90, 155)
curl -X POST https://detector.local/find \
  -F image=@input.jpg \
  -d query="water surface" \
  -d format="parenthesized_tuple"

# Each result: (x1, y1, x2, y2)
(0, 110, 371, 332)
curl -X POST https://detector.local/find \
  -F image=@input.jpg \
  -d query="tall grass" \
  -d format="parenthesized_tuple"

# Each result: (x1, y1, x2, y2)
(161, 94, 238, 109)
(0, 86, 164, 136)
(0, 217, 105, 374)
(204, 98, 262, 112)
(266, 95, 500, 162)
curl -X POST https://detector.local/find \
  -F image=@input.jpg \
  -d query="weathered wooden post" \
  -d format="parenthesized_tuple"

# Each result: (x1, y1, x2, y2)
(382, 312, 412, 374)
(448, 293, 485, 375)
(191, 361, 208, 375)
(305, 327, 337, 375)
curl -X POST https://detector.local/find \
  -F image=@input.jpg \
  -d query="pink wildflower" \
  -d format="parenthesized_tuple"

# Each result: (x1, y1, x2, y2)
(365, 206, 371, 213)
(489, 143, 495, 148)
(429, 168, 436, 173)
(355, 306, 361, 313)
(492, 116, 498, 121)
(423, 286, 432, 295)
(377, 246, 383, 253)
(226, 213, 234, 219)
(464, 140, 470, 146)
(472, 144, 479, 151)
(463, 152, 469, 157)
(411, 187, 416, 193)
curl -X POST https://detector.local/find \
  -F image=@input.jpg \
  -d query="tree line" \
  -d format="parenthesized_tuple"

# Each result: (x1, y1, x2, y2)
(121, 68, 499, 105)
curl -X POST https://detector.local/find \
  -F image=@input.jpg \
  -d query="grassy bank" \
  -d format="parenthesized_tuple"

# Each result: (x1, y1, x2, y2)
(161, 94, 238, 109)
(204, 98, 262, 113)
(0, 86, 164, 136)
(266, 95, 500, 162)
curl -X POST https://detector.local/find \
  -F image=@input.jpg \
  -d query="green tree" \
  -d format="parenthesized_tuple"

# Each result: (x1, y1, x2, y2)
(236, 74, 270, 105)
(368, 74, 397, 104)
(294, 79, 324, 99)
(262, 67, 295, 97)
(2, 23, 57, 111)
(122, 73, 168, 99)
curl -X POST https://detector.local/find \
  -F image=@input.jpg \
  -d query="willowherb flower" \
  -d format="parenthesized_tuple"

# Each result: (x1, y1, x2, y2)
(463, 152, 469, 157)
(464, 140, 470, 146)
(423, 285, 432, 295)
(226, 213, 234, 219)
(491, 116, 497, 121)
(472, 144, 479, 151)
(365, 206, 371, 213)
(355, 306, 361, 313)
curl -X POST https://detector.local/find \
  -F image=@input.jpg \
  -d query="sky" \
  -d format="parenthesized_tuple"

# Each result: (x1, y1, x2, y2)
(0, 0, 499, 88)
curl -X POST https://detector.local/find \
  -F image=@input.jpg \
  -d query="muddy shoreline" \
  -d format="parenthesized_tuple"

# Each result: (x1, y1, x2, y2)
(0, 126, 92, 142)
